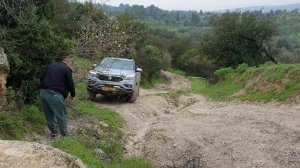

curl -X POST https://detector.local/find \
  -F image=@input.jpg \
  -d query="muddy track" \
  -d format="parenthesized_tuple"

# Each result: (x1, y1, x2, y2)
(95, 70, 300, 168)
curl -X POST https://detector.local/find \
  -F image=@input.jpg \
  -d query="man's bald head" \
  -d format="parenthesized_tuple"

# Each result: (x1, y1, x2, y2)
(62, 56, 73, 69)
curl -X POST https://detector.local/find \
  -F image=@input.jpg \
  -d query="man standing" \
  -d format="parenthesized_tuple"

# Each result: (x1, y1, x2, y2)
(40, 56, 75, 137)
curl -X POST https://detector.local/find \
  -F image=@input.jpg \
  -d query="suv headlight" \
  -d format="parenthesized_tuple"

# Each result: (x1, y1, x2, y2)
(123, 76, 135, 80)
(89, 70, 98, 77)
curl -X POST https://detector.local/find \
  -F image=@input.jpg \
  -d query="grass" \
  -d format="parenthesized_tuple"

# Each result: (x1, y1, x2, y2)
(169, 68, 186, 76)
(52, 100, 154, 168)
(240, 64, 300, 102)
(74, 101, 122, 132)
(74, 82, 88, 101)
(184, 63, 300, 102)
(188, 76, 243, 101)
(0, 112, 27, 140)
(141, 74, 167, 89)
(0, 105, 46, 140)
(52, 137, 105, 167)
(52, 137, 154, 168)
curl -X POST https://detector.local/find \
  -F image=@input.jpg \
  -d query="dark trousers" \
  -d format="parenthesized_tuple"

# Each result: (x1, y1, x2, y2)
(40, 89, 68, 136)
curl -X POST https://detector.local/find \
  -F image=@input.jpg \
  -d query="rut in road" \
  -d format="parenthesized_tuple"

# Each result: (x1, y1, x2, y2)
(97, 70, 300, 168)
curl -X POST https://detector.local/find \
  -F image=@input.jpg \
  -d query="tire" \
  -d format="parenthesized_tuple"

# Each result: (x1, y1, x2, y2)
(88, 91, 96, 101)
(128, 84, 140, 103)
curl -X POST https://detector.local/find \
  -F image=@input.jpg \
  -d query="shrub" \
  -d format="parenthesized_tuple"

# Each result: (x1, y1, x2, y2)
(235, 63, 249, 74)
(0, 104, 46, 140)
(0, 112, 26, 140)
(5, 6, 71, 103)
(22, 105, 46, 133)
(259, 61, 275, 68)
(214, 67, 235, 79)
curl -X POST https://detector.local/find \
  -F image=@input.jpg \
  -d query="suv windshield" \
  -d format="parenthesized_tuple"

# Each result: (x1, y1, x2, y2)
(98, 58, 134, 70)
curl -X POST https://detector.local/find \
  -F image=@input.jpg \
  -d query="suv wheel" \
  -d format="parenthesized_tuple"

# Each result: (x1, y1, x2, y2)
(88, 91, 96, 101)
(128, 84, 140, 103)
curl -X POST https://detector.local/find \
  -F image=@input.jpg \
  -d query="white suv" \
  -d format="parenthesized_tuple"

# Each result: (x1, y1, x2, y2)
(87, 57, 142, 102)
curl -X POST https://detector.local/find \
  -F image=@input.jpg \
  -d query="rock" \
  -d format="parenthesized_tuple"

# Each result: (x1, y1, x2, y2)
(95, 148, 110, 161)
(0, 47, 9, 107)
(0, 140, 87, 168)
(99, 121, 109, 128)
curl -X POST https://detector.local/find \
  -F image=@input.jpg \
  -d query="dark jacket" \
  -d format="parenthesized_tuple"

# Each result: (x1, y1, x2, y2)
(40, 62, 75, 99)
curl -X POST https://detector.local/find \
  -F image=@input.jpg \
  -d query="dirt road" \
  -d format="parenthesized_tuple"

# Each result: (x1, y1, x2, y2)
(98, 71, 300, 168)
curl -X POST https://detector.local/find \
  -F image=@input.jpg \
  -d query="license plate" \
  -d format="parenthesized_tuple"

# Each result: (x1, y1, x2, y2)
(102, 86, 116, 92)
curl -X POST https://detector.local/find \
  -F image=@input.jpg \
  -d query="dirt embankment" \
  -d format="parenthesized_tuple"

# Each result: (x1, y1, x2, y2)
(97, 71, 300, 168)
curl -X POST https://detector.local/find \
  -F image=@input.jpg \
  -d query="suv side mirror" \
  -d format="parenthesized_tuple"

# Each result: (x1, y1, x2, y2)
(136, 67, 142, 72)
(92, 64, 97, 69)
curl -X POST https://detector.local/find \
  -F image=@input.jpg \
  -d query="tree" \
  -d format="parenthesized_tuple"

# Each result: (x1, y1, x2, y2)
(178, 48, 215, 77)
(1, 3, 70, 103)
(77, 10, 147, 59)
(202, 11, 277, 68)
(176, 11, 180, 22)
(191, 12, 200, 25)
(138, 45, 162, 81)
(168, 37, 191, 68)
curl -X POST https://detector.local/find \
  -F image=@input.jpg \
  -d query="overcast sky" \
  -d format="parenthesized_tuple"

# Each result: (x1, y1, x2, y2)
(89, 0, 300, 11)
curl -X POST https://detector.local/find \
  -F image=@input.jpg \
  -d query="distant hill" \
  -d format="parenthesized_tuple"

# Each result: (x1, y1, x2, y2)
(225, 3, 300, 13)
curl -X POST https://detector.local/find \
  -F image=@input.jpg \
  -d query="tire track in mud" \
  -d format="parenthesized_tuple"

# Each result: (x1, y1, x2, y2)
(96, 71, 300, 168)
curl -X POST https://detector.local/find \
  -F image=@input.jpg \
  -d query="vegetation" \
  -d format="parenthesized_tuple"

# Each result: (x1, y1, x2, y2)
(1, 0, 300, 167)
(141, 74, 167, 89)
(0, 0, 170, 104)
(0, 56, 154, 167)
(51, 98, 154, 168)
(50, 56, 155, 167)
(188, 63, 300, 102)
(74, 102, 122, 132)
(102, 4, 300, 78)
(273, 12, 300, 63)
(202, 11, 277, 68)
(0, 105, 46, 140)
(102, 4, 215, 27)
(52, 137, 154, 168)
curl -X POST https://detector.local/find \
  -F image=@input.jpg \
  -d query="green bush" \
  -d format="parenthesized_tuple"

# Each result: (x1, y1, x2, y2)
(214, 67, 235, 79)
(0, 105, 46, 140)
(22, 105, 46, 133)
(235, 63, 248, 74)
(5, 6, 71, 103)
(258, 61, 275, 68)
(0, 112, 26, 140)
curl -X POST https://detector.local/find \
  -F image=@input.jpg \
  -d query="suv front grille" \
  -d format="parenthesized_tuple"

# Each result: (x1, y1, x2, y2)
(98, 75, 123, 82)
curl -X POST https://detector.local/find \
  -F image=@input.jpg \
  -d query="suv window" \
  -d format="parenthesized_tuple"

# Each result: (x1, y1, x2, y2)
(98, 58, 134, 70)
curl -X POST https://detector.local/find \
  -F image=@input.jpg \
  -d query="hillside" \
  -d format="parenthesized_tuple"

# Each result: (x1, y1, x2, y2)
(102, 4, 300, 40)
(189, 63, 300, 102)
(225, 3, 300, 13)
(1, 1, 300, 167)
(276, 12, 300, 38)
